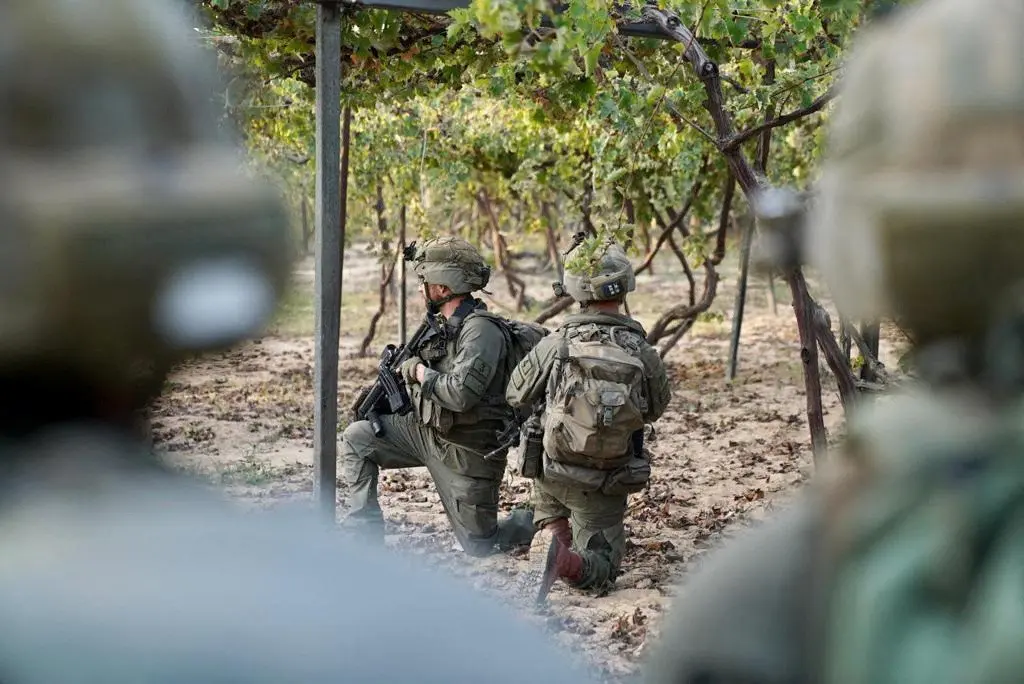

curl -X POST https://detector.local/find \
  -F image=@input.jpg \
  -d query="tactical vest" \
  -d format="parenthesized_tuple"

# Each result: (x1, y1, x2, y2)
(412, 300, 516, 451)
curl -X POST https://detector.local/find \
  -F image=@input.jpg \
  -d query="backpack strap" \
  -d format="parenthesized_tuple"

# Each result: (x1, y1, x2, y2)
(464, 309, 515, 372)
(448, 307, 520, 411)
(542, 328, 572, 406)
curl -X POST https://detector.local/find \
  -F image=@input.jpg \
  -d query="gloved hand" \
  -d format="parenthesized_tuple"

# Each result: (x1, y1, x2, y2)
(399, 355, 424, 385)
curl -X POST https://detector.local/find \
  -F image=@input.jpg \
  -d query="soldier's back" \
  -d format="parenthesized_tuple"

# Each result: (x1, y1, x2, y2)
(644, 387, 1024, 684)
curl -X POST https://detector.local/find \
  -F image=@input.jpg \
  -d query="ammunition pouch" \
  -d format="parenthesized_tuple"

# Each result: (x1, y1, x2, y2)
(599, 455, 651, 496)
(418, 341, 448, 364)
(508, 415, 544, 479)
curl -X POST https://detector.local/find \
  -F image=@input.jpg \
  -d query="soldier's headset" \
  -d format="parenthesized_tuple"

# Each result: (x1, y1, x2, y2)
(551, 275, 628, 299)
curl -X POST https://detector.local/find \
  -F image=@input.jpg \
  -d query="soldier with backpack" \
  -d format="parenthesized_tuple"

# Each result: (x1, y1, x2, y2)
(506, 238, 672, 603)
(643, 1, 1024, 682)
(341, 236, 547, 556)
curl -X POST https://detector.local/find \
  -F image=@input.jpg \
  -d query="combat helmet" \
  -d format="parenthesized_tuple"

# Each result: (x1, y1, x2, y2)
(412, 236, 491, 295)
(555, 236, 635, 304)
(803, 0, 1024, 345)
(0, 0, 293, 392)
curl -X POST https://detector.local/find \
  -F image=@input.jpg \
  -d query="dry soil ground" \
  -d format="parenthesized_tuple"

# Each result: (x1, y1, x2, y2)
(150, 241, 903, 681)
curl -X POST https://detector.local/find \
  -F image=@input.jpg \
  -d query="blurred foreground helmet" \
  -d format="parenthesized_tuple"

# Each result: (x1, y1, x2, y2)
(805, 0, 1024, 344)
(412, 236, 491, 294)
(557, 238, 635, 303)
(0, 0, 293, 389)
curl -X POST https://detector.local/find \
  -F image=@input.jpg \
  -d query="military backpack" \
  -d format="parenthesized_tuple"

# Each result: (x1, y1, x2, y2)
(541, 323, 647, 470)
(476, 311, 550, 379)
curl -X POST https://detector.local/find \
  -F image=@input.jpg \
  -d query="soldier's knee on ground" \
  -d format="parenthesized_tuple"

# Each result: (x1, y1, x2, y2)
(436, 471, 502, 556)
(452, 498, 500, 557)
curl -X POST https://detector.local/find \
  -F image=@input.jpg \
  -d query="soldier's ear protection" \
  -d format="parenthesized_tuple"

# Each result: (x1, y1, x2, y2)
(551, 276, 627, 299)
(590, 272, 629, 299)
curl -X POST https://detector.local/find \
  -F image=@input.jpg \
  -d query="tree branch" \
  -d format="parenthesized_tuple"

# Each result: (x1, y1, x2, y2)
(812, 304, 858, 414)
(360, 184, 397, 357)
(723, 89, 835, 152)
(711, 175, 735, 266)
(641, 6, 764, 192)
(615, 36, 717, 144)
(643, 6, 830, 462)
(635, 154, 710, 276)
(534, 296, 574, 324)
(478, 191, 528, 310)
(666, 233, 697, 307)
(847, 322, 893, 385)
(648, 262, 720, 350)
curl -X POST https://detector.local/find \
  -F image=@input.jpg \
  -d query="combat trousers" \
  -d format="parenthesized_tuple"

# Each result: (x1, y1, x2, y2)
(341, 411, 507, 557)
(532, 478, 627, 592)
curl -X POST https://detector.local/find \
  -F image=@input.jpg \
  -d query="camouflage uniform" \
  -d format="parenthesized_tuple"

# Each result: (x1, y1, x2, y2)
(644, 1, 1024, 683)
(507, 242, 672, 600)
(341, 237, 534, 556)
(0, 2, 594, 681)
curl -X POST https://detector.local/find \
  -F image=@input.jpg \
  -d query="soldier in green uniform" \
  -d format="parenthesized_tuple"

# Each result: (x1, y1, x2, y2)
(643, 1, 1024, 682)
(0, 2, 597, 681)
(506, 239, 672, 602)
(341, 236, 535, 556)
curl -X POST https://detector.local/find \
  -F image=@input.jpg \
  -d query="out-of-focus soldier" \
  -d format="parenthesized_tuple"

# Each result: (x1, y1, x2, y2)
(0, 2, 594, 681)
(643, 1, 1024, 682)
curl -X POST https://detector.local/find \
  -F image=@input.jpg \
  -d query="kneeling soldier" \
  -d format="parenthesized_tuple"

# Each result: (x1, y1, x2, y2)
(341, 237, 536, 556)
(506, 238, 672, 601)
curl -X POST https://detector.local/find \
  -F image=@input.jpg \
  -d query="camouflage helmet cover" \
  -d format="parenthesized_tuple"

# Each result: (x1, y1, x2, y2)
(413, 236, 491, 295)
(805, 0, 1024, 343)
(560, 239, 636, 303)
(0, 0, 293, 387)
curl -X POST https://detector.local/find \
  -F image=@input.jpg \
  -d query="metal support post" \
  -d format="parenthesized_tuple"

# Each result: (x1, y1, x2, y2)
(726, 213, 755, 382)
(313, 0, 343, 521)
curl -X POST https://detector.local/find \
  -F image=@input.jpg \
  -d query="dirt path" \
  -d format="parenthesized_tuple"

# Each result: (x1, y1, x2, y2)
(150, 243, 902, 680)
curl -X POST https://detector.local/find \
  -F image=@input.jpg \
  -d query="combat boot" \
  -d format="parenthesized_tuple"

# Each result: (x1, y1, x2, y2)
(339, 509, 386, 546)
(529, 518, 584, 605)
(496, 508, 537, 551)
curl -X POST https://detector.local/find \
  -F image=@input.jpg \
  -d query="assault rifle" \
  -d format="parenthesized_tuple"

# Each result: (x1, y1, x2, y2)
(351, 315, 442, 438)
(483, 408, 529, 462)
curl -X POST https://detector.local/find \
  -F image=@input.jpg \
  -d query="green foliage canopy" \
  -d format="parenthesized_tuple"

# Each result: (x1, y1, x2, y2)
(198, 0, 909, 263)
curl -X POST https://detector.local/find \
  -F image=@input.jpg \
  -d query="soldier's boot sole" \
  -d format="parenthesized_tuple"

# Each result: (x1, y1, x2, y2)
(527, 526, 560, 606)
